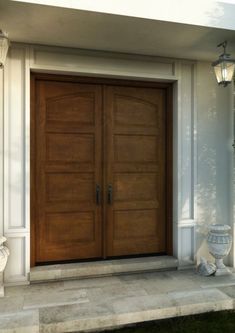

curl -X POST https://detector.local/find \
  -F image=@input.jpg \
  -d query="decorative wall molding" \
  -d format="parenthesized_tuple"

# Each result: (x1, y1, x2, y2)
(232, 82, 235, 267)
(0, 68, 4, 290)
(177, 219, 196, 227)
(2, 43, 199, 283)
(0, 69, 3, 231)
(178, 226, 195, 266)
(3, 46, 30, 284)
(4, 47, 27, 232)
(4, 233, 29, 285)
(173, 61, 196, 265)
(177, 62, 195, 222)
(29, 44, 178, 81)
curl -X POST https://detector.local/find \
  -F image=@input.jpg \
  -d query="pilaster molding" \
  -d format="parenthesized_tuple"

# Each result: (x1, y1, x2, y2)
(0, 68, 3, 237)
(9, 42, 180, 83)
(232, 81, 235, 267)
(175, 62, 197, 266)
(0, 63, 4, 290)
(3, 43, 198, 282)
(3, 45, 30, 284)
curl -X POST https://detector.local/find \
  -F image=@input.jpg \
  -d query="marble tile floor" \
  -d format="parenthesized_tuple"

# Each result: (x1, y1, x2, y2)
(1, 269, 235, 332)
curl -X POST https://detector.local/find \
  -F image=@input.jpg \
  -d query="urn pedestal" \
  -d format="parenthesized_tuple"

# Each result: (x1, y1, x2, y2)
(207, 224, 232, 276)
(0, 236, 10, 297)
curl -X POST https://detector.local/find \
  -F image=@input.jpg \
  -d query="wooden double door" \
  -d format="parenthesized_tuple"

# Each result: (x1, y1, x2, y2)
(31, 74, 172, 265)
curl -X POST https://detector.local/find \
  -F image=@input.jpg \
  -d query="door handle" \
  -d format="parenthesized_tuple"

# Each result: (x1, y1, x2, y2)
(108, 184, 113, 204)
(96, 184, 101, 205)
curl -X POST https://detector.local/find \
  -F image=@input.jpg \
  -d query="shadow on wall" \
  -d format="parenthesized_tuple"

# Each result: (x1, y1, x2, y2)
(197, 85, 217, 230)
(196, 141, 217, 264)
(196, 83, 217, 263)
(194, 65, 233, 264)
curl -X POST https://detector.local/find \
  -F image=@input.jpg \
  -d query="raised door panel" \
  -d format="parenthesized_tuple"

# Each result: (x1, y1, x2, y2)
(105, 86, 166, 257)
(34, 80, 102, 263)
(46, 134, 94, 162)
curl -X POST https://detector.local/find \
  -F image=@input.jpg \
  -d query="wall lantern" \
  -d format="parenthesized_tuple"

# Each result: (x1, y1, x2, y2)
(0, 30, 9, 68)
(212, 41, 235, 87)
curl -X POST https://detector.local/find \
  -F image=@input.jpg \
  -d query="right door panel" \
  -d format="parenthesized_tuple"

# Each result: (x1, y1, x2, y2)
(104, 86, 167, 257)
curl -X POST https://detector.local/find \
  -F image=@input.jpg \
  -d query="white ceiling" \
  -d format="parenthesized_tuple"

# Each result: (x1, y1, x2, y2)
(11, 0, 235, 31)
(0, 0, 235, 61)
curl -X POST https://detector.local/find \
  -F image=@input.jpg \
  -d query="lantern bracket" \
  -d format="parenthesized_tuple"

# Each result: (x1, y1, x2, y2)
(217, 41, 229, 58)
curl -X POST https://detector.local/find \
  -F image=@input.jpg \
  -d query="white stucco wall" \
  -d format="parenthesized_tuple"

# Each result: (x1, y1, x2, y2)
(196, 62, 234, 264)
(1, 43, 233, 285)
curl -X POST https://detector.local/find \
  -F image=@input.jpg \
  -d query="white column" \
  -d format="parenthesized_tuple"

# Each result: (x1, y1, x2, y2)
(0, 65, 4, 294)
(232, 82, 235, 267)
(3, 46, 30, 285)
(0, 68, 3, 235)
(174, 61, 196, 268)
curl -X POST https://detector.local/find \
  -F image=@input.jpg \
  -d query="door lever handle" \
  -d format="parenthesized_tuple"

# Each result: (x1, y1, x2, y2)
(108, 184, 113, 204)
(96, 184, 101, 205)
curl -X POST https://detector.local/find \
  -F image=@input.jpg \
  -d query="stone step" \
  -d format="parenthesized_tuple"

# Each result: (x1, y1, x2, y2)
(39, 289, 234, 333)
(30, 255, 178, 283)
(1, 286, 234, 333)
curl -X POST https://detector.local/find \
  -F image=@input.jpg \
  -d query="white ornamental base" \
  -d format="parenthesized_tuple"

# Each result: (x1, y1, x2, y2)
(215, 258, 232, 276)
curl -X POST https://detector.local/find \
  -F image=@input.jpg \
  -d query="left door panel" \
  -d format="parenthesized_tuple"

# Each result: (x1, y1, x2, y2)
(34, 79, 103, 263)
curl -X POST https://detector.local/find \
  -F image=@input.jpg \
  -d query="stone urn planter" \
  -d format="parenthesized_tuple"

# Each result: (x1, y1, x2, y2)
(207, 224, 232, 276)
(0, 236, 10, 297)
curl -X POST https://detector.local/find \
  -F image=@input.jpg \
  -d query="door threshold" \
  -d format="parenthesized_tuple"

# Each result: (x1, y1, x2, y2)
(30, 255, 178, 283)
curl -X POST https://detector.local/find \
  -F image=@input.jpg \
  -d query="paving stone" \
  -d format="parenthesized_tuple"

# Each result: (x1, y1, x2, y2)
(23, 288, 89, 309)
(219, 285, 235, 300)
(39, 303, 112, 333)
(1, 269, 235, 332)
(201, 273, 235, 289)
(0, 310, 39, 333)
(0, 295, 24, 314)
(5, 281, 65, 297)
(39, 288, 234, 332)
(63, 275, 122, 291)
(86, 284, 148, 302)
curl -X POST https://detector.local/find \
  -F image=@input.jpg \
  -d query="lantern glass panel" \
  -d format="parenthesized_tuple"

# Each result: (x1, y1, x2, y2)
(213, 61, 235, 84)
